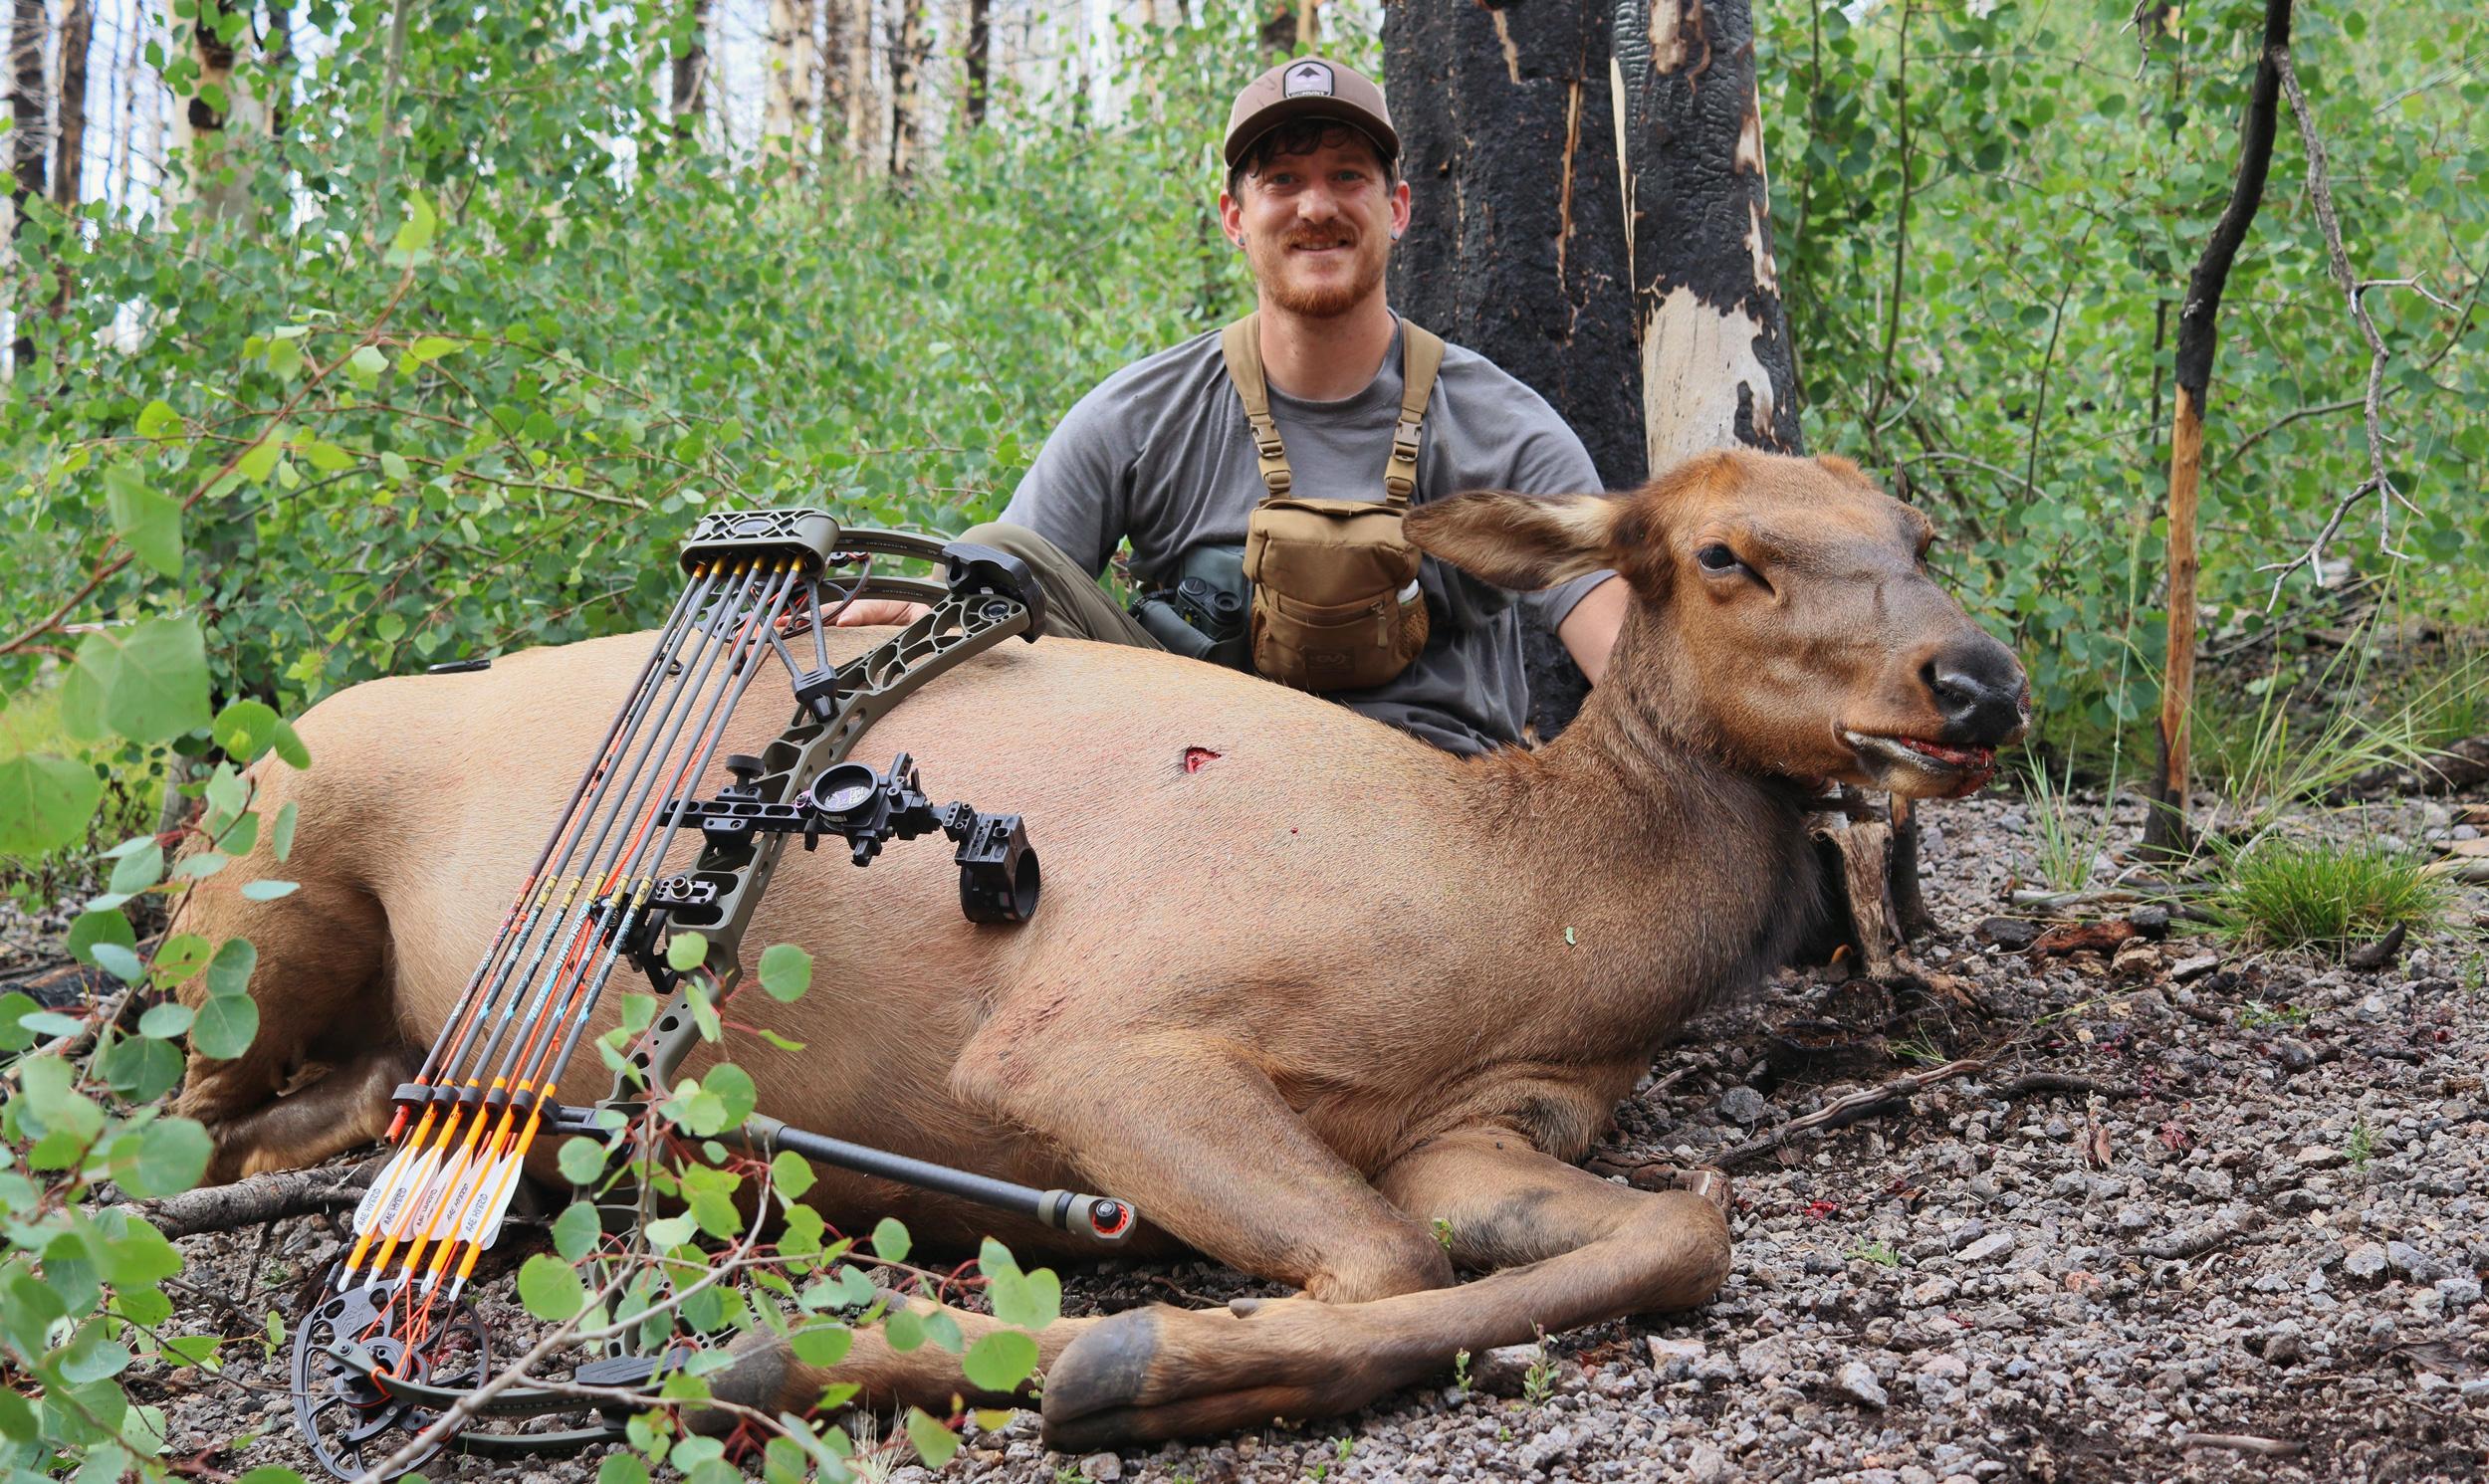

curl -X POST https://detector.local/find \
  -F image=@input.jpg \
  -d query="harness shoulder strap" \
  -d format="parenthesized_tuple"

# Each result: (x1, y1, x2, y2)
(1220, 315, 1447, 509)
(1385, 322, 1446, 510)
(1220, 314, 1293, 498)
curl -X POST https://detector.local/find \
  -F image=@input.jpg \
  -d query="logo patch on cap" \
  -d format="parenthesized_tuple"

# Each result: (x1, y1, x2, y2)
(1282, 62, 1335, 99)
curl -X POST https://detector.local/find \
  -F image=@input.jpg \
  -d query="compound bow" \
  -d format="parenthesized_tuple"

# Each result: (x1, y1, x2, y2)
(289, 510, 1136, 1477)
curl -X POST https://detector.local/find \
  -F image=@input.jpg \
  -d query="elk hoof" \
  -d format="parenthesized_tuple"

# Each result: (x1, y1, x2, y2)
(1039, 1300, 1346, 1451)
(684, 1329, 790, 1434)
(1673, 1165, 1733, 1218)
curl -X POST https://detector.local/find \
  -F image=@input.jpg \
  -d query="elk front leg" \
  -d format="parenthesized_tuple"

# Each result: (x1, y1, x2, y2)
(709, 1026, 1465, 1424)
(1037, 1128, 1731, 1450)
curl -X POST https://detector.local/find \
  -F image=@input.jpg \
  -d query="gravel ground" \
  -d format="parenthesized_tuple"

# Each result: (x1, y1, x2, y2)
(51, 787, 2489, 1483)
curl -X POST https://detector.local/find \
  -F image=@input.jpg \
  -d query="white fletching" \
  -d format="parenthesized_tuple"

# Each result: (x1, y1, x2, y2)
(351, 1139, 424, 1236)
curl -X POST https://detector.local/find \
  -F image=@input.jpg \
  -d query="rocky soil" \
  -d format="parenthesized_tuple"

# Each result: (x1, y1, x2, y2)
(49, 788, 2489, 1483)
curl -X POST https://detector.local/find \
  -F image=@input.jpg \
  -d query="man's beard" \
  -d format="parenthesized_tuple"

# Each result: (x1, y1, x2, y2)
(1249, 229, 1391, 319)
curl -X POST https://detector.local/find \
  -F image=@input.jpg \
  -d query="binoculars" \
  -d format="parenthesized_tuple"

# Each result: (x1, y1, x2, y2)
(1130, 543, 1252, 673)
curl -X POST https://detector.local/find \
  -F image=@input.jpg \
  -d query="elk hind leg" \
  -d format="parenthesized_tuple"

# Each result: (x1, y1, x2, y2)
(1037, 1127, 1731, 1450)
(171, 872, 412, 1183)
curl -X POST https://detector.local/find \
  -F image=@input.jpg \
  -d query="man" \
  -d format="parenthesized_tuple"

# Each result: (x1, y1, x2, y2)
(839, 56, 1626, 754)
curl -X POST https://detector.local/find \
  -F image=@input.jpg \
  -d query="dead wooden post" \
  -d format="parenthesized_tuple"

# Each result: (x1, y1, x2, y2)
(2146, 0, 2295, 856)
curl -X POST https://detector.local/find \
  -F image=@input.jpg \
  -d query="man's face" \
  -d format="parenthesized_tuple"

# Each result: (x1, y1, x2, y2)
(1219, 128, 1413, 320)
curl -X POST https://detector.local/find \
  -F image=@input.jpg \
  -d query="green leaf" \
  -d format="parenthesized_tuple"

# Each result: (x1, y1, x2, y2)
(870, 1216, 911, 1264)
(770, 1148, 815, 1200)
(704, 1063, 757, 1131)
(87, 617, 212, 743)
(206, 938, 257, 997)
(189, 990, 260, 1059)
(270, 718, 312, 768)
(99, 1217, 183, 1286)
(409, 335, 462, 363)
(595, 1453, 649, 1484)
(109, 840, 164, 895)
(235, 444, 284, 494)
(135, 399, 184, 440)
(211, 700, 282, 761)
(903, 1407, 959, 1469)
(271, 800, 299, 861)
(105, 465, 183, 577)
(102, 1033, 184, 1100)
(348, 344, 389, 382)
(557, 1137, 607, 1185)
(551, 1200, 601, 1261)
(121, 1118, 212, 1197)
(306, 440, 355, 473)
(0, 990, 38, 1052)
(789, 1321, 852, 1367)
(392, 191, 439, 255)
(137, 1001, 195, 1038)
(883, 1307, 924, 1353)
(961, 1330, 1039, 1393)
(757, 943, 812, 1002)
(642, 1213, 697, 1249)
(66, 907, 136, 968)
(517, 1253, 588, 1322)
(665, 931, 708, 971)
(0, 753, 104, 855)
(380, 450, 412, 483)
(240, 879, 299, 901)
(91, 941, 146, 982)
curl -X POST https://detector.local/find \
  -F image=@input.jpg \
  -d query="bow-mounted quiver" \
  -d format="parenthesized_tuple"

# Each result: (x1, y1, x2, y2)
(290, 512, 1137, 1480)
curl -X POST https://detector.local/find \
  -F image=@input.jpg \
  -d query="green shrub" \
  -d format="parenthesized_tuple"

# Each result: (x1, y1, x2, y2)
(2210, 833, 2453, 956)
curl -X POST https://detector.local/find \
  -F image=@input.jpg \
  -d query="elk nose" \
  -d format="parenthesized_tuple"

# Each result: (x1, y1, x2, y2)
(1923, 640, 2027, 744)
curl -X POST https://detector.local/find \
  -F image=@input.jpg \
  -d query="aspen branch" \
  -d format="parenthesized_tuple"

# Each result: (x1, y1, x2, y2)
(2256, 51, 2446, 608)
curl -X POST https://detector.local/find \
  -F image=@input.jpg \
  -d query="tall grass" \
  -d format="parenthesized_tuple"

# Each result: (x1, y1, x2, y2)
(2018, 755, 2118, 895)
(2209, 833, 2454, 957)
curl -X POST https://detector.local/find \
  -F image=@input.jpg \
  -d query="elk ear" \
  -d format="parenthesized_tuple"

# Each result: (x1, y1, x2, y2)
(1404, 491, 1624, 592)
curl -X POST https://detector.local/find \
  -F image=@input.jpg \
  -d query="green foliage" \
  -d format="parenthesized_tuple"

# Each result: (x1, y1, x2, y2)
(1761, 1, 2487, 757)
(2209, 832, 2455, 955)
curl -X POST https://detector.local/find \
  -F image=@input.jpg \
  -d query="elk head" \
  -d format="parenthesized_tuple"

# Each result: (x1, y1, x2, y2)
(1408, 449, 2028, 798)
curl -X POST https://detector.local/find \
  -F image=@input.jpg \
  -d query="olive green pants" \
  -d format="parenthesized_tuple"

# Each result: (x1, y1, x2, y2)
(956, 521, 1163, 649)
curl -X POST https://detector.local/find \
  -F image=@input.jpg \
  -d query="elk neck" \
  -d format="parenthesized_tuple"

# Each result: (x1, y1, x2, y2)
(1450, 601, 1827, 1044)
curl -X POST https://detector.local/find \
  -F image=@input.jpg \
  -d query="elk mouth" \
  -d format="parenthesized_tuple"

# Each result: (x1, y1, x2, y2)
(1841, 730, 1999, 797)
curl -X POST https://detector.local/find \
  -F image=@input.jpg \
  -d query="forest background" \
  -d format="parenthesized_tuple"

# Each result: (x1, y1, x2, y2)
(4, 0, 2483, 800)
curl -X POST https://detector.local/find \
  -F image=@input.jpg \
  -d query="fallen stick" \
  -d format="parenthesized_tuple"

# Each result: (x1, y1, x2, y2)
(2138, 1208, 2266, 1261)
(1715, 1058, 1986, 1169)
(108, 1157, 382, 1240)
(2180, 1433, 2304, 1458)
(1994, 1073, 2142, 1100)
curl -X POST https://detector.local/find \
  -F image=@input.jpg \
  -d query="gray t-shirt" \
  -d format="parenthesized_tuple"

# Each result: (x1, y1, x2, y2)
(1000, 318, 1610, 753)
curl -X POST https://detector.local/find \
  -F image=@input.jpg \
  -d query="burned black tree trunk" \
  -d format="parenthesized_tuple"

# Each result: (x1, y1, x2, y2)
(1612, 0, 1801, 461)
(1385, 0, 1639, 740)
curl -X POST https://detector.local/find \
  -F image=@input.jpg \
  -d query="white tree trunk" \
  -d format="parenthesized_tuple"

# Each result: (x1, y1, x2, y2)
(765, 0, 819, 174)
(168, 0, 269, 223)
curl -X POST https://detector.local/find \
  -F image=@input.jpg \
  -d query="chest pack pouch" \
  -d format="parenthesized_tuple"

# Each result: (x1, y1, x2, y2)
(1223, 313, 1446, 693)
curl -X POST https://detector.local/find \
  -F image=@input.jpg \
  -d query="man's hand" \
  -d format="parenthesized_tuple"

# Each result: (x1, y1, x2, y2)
(828, 599, 932, 627)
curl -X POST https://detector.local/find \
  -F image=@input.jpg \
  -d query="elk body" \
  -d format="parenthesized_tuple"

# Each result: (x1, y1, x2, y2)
(174, 451, 2026, 1447)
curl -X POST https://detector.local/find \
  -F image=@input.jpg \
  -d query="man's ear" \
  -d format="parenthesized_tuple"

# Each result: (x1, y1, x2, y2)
(1404, 491, 1622, 591)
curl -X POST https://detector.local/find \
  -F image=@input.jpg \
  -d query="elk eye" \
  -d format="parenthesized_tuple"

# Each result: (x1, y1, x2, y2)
(1696, 543, 1742, 575)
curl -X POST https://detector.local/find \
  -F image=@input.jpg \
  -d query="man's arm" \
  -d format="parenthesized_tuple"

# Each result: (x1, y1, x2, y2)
(1555, 575, 1628, 686)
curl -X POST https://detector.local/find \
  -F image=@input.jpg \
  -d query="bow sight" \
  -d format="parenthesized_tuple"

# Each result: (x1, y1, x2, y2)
(289, 513, 1136, 1479)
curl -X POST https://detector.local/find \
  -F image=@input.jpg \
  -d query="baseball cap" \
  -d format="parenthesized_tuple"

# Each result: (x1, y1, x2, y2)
(1223, 56, 1400, 169)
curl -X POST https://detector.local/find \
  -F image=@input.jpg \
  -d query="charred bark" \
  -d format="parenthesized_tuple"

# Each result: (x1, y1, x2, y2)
(9, 0, 47, 368)
(1385, 0, 1640, 741)
(1612, 0, 1801, 461)
(964, 0, 990, 129)
(2146, 0, 2294, 855)
(670, 0, 713, 146)
(55, 0, 91, 212)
